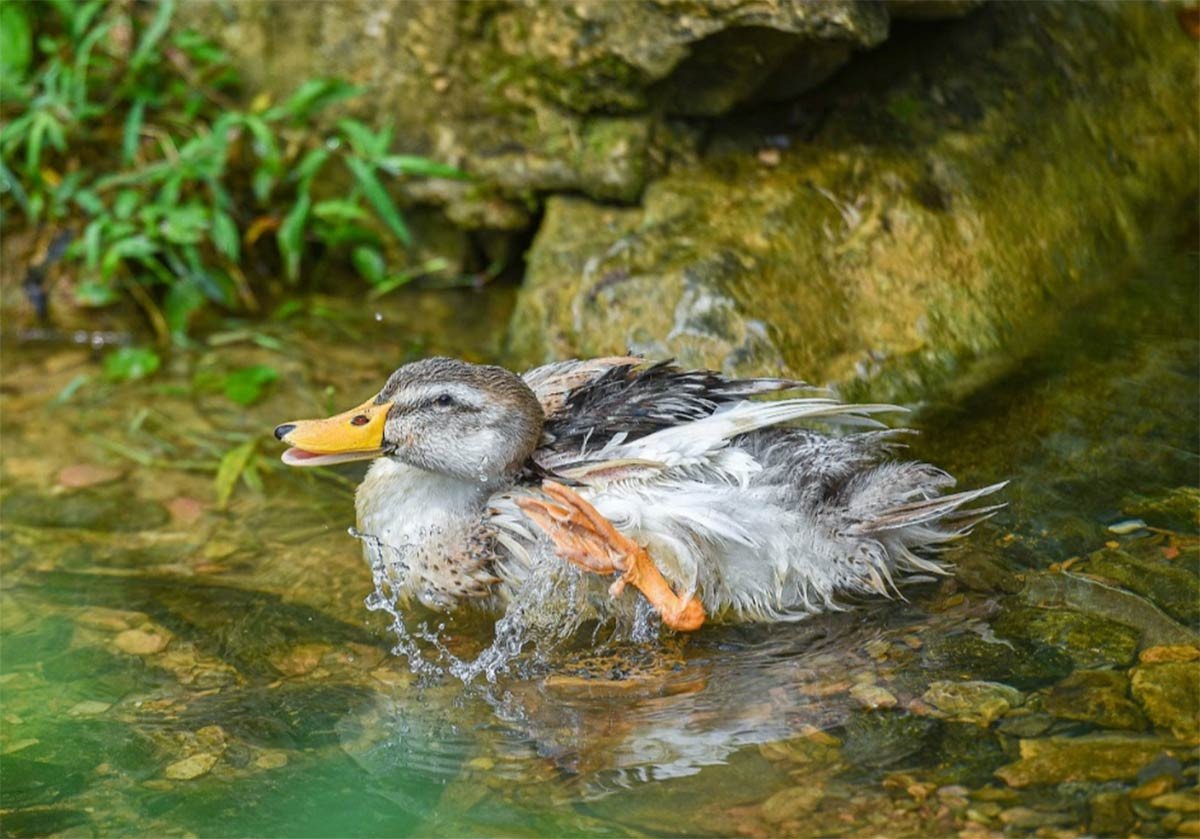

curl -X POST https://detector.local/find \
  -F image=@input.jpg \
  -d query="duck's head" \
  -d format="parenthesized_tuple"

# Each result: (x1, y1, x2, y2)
(274, 357, 544, 482)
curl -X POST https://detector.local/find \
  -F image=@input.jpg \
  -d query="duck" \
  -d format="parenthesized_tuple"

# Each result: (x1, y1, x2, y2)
(274, 356, 1004, 632)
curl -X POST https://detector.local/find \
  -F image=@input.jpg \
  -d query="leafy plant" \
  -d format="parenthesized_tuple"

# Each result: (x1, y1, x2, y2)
(0, 0, 467, 343)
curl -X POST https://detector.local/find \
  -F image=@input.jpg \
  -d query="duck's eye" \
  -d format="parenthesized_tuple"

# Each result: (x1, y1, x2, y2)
(350, 415, 370, 426)
(434, 394, 455, 408)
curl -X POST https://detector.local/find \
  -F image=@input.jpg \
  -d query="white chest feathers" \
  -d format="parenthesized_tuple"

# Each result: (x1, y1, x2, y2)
(354, 458, 493, 608)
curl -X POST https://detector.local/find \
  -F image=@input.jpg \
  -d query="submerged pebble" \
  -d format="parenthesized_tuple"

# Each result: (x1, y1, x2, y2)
(922, 680, 1021, 726)
(163, 752, 219, 781)
(113, 629, 170, 656)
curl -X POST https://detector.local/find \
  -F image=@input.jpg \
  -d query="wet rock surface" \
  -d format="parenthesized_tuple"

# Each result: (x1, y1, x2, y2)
(511, 2, 1197, 399)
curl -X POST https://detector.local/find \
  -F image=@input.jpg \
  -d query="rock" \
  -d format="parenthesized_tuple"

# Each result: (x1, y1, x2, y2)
(1130, 661, 1200, 740)
(1081, 549, 1200, 626)
(1043, 670, 1148, 731)
(254, 750, 289, 770)
(1019, 572, 1200, 649)
(1140, 645, 1200, 664)
(1151, 792, 1200, 813)
(760, 786, 823, 823)
(511, 2, 1197, 400)
(1131, 776, 1177, 799)
(56, 464, 123, 489)
(840, 712, 940, 773)
(998, 807, 1076, 829)
(113, 629, 170, 656)
(165, 496, 206, 524)
(917, 632, 1071, 690)
(992, 605, 1140, 669)
(1180, 819, 1200, 836)
(995, 734, 1189, 787)
(850, 683, 898, 710)
(922, 680, 1021, 726)
(179, 0, 943, 222)
(163, 752, 219, 781)
(66, 700, 112, 717)
(1088, 792, 1135, 837)
(268, 643, 331, 677)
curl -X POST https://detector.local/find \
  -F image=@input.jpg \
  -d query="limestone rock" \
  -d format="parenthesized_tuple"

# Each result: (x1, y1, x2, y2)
(511, 2, 1197, 399)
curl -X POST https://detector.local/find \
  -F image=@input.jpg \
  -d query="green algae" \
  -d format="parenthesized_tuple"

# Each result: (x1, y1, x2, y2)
(992, 605, 1141, 669)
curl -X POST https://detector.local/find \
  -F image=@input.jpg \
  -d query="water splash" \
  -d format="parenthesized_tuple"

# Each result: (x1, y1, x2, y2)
(353, 526, 640, 685)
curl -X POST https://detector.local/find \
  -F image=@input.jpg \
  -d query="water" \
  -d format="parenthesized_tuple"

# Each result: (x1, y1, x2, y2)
(1, 246, 1197, 837)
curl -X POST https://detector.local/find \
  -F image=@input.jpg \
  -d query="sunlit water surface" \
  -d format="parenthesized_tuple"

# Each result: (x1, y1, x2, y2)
(1, 245, 1197, 838)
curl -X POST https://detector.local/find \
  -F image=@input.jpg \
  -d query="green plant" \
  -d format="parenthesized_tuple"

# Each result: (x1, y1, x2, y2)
(0, 0, 466, 343)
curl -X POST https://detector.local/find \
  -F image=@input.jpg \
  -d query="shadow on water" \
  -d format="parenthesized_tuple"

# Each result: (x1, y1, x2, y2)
(1, 239, 1197, 835)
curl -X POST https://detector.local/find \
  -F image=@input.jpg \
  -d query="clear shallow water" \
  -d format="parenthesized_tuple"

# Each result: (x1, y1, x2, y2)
(1, 246, 1197, 837)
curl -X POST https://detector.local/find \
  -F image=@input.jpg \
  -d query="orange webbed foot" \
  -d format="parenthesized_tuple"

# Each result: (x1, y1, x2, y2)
(516, 480, 706, 632)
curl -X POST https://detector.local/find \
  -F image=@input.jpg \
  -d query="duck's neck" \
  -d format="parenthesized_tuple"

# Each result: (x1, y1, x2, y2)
(356, 457, 496, 551)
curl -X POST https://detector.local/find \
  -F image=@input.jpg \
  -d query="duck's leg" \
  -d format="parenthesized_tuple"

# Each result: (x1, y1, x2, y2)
(516, 480, 706, 632)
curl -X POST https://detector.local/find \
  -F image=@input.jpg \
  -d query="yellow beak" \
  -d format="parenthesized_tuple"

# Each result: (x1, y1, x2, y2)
(274, 397, 389, 467)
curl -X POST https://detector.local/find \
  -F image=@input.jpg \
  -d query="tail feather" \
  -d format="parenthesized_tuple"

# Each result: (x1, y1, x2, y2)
(851, 481, 1008, 535)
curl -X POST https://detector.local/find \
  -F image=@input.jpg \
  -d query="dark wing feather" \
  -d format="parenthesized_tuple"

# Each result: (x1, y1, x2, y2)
(538, 359, 808, 455)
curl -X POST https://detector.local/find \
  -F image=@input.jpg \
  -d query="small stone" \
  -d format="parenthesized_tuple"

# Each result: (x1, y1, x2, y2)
(761, 786, 822, 823)
(75, 607, 142, 632)
(166, 496, 206, 524)
(202, 541, 237, 560)
(196, 725, 226, 751)
(998, 807, 1075, 828)
(923, 680, 1022, 726)
(1106, 519, 1147, 535)
(1131, 776, 1177, 799)
(1179, 819, 1200, 836)
(757, 148, 781, 167)
(468, 757, 495, 771)
(57, 463, 123, 489)
(269, 643, 330, 677)
(254, 751, 288, 770)
(1151, 792, 1200, 813)
(113, 629, 169, 655)
(850, 683, 898, 710)
(67, 700, 112, 716)
(163, 752, 219, 780)
(1140, 645, 1200, 664)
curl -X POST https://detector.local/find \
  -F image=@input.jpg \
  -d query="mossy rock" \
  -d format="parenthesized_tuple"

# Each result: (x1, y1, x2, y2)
(1043, 670, 1148, 732)
(995, 733, 1189, 788)
(915, 631, 1071, 690)
(839, 711, 940, 776)
(511, 2, 1198, 401)
(1080, 549, 1200, 627)
(992, 605, 1141, 669)
(179, 0, 952, 217)
(1130, 661, 1200, 741)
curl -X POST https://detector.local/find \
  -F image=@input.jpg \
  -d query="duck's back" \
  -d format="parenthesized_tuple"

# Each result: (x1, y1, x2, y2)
(499, 359, 1003, 622)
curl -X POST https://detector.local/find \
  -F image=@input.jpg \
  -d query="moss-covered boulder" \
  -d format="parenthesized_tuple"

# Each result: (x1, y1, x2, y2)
(510, 2, 1197, 398)
(1130, 661, 1200, 741)
(179, 1, 968, 223)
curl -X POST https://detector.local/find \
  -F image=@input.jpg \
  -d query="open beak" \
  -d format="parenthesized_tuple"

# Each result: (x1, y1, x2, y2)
(274, 397, 389, 468)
